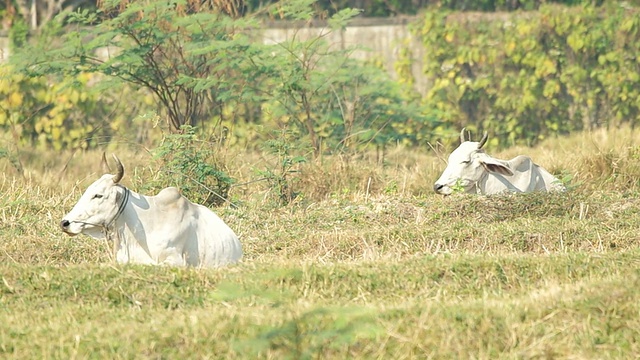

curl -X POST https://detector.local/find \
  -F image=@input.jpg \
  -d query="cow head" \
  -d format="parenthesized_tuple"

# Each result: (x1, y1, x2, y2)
(60, 154, 126, 238)
(433, 129, 513, 195)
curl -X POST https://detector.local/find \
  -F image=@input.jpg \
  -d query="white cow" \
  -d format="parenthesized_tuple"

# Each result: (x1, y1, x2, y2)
(60, 154, 242, 268)
(433, 129, 565, 195)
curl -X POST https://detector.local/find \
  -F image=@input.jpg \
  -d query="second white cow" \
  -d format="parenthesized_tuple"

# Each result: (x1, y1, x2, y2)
(433, 129, 565, 195)
(60, 154, 242, 268)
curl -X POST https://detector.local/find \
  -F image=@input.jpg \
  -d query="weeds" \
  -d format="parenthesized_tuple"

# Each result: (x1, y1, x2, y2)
(144, 125, 234, 207)
(256, 131, 307, 206)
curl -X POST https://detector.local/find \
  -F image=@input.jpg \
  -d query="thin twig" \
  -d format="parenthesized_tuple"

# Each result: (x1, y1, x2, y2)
(428, 141, 447, 164)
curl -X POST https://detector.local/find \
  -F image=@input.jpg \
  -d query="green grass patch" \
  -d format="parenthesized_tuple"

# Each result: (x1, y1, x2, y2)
(1, 252, 639, 358)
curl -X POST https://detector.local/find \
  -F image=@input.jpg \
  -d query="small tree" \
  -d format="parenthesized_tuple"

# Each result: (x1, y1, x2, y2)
(257, 2, 361, 157)
(260, 1, 430, 158)
(13, 0, 262, 133)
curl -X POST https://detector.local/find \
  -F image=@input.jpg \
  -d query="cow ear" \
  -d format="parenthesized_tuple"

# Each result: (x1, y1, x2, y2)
(480, 158, 514, 176)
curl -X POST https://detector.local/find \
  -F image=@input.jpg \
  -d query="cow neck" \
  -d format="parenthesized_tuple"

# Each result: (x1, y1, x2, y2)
(106, 184, 130, 229)
(100, 185, 129, 264)
(473, 172, 489, 194)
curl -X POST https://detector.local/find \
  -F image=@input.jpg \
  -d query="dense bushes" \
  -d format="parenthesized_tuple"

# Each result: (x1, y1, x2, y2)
(0, 64, 157, 151)
(244, 0, 615, 17)
(7, 1, 640, 152)
(411, 3, 640, 146)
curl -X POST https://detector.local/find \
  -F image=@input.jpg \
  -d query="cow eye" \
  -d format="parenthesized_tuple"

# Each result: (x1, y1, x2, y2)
(461, 160, 471, 164)
(92, 194, 103, 199)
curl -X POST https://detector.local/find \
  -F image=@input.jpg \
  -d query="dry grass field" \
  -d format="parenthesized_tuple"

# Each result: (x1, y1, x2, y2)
(1, 127, 640, 359)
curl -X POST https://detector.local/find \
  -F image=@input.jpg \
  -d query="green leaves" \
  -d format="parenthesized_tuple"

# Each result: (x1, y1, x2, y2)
(0, 65, 129, 151)
(567, 31, 585, 52)
(261, 22, 430, 157)
(146, 125, 234, 207)
(413, 3, 640, 147)
(270, 0, 316, 21)
(328, 8, 363, 30)
(13, 0, 264, 132)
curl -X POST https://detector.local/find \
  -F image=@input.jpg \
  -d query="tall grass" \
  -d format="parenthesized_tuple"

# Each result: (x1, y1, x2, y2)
(1, 127, 640, 358)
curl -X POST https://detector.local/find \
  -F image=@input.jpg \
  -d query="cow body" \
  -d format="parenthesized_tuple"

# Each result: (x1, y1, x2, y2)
(61, 155, 242, 268)
(434, 130, 565, 195)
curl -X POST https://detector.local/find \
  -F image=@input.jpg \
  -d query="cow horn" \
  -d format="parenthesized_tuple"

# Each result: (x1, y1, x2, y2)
(101, 152, 111, 173)
(111, 154, 125, 183)
(460, 128, 467, 143)
(478, 132, 489, 149)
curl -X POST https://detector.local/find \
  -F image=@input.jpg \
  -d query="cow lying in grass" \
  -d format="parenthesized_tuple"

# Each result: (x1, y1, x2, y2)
(60, 154, 242, 268)
(433, 129, 566, 195)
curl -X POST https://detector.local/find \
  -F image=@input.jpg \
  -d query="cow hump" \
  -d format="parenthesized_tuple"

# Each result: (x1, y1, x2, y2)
(155, 187, 187, 207)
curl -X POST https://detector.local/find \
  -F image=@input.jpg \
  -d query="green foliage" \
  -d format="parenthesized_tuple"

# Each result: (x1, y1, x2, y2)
(0, 65, 121, 150)
(13, 0, 263, 133)
(260, 3, 431, 157)
(450, 179, 466, 194)
(11, 0, 430, 159)
(13, 0, 620, 157)
(145, 125, 234, 207)
(413, 3, 640, 147)
(234, 306, 382, 358)
(557, 170, 579, 192)
(435, 0, 601, 11)
(0, 147, 23, 175)
(8, 17, 29, 51)
(393, 38, 418, 99)
(256, 131, 307, 206)
(246, 0, 607, 17)
(272, 0, 317, 20)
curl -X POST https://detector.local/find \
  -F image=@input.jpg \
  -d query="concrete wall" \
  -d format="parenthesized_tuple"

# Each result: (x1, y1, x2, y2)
(0, 17, 427, 93)
(261, 17, 427, 94)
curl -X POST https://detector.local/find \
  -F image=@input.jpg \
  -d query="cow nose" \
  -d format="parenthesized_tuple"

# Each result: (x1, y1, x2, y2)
(60, 219, 70, 229)
(433, 183, 444, 192)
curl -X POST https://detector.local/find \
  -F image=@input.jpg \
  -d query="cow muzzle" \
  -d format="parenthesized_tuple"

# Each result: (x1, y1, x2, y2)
(433, 183, 452, 195)
(60, 219, 79, 236)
